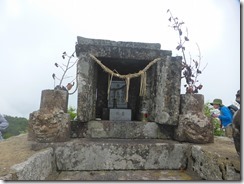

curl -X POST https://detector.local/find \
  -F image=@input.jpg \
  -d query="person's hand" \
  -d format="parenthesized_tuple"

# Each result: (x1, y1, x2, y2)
(212, 113, 219, 118)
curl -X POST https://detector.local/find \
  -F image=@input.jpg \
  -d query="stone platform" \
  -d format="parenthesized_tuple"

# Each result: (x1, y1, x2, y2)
(0, 135, 240, 181)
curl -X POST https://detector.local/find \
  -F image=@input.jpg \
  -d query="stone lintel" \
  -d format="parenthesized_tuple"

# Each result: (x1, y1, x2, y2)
(77, 36, 161, 50)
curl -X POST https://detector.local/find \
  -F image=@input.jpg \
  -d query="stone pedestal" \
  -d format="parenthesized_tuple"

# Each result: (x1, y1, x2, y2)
(174, 94, 214, 143)
(28, 89, 71, 143)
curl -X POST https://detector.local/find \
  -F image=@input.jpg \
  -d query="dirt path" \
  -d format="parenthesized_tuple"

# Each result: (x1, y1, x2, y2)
(0, 134, 38, 177)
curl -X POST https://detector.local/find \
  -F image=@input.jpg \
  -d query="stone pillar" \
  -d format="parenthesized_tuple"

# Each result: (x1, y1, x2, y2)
(40, 89, 68, 113)
(174, 94, 214, 143)
(28, 89, 71, 143)
(77, 54, 97, 122)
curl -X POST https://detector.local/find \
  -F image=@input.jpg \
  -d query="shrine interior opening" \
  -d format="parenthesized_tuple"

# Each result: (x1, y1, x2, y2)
(95, 57, 151, 121)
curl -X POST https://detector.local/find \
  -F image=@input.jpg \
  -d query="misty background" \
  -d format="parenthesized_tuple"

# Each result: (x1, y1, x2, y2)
(0, 0, 240, 118)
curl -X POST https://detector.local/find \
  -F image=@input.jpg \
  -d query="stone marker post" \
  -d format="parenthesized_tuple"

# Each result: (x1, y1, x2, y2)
(28, 89, 71, 143)
(174, 94, 214, 143)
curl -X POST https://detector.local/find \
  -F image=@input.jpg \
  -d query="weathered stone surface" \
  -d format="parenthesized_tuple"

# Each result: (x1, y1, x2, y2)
(1, 135, 240, 181)
(84, 120, 172, 139)
(174, 113, 214, 143)
(150, 56, 181, 125)
(174, 94, 214, 143)
(55, 139, 189, 171)
(189, 142, 240, 180)
(77, 36, 161, 50)
(180, 94, 204, 114)
(9, 148, 54, 180)
(77, 53, 97, 122)
(40, 89, 68, 113)
(28, 110, 71, 143)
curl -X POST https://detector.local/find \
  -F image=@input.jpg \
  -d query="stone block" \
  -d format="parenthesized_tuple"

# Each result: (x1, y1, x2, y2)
(10, 148, 54, 180)
(109, 109, 131, 121)
(180, 94, 204, 114)
(174, 94, 214, 144)
(174, 114, 214, 143)
(28, 110, 71, 143)
(85, 121, 171, 139)
(54, 139, 189, 171)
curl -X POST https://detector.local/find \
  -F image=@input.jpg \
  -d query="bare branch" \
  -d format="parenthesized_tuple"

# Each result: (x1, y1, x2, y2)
(167, 9, 207, 94)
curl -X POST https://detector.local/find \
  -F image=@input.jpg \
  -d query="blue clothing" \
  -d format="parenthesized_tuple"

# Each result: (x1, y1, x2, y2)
(218, 106, 233, 128)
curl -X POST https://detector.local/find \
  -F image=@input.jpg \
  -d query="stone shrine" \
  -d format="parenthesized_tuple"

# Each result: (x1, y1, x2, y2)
(19, 37, 241, 181)
(75, 36, 182, 125)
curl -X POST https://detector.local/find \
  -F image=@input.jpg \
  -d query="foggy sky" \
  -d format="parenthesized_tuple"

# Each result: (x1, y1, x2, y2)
(0, 0, 241, 118)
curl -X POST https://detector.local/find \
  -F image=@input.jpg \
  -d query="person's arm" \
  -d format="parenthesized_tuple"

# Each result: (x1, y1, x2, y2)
(0, 114, 9, 128)
(218, 107, 232, 122)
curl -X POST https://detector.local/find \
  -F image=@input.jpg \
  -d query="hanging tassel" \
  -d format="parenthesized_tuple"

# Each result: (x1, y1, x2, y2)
(107, 73, 113, 100)
(139, 71, 147, 97)
(125, 77, 130, 102)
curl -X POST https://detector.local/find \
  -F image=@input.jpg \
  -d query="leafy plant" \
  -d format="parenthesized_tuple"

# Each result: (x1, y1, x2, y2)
(204, 103, 225, 136)
(52, 51, 78, 93)
(68, 106, 77, 120)
(167, 9, 207, 94)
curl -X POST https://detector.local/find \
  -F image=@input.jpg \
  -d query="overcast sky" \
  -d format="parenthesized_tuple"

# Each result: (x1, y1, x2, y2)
(0, 0, 241, 118)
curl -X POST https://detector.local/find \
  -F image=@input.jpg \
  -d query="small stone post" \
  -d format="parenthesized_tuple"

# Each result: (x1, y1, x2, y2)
(28, 89, 71, 143)
(174, 94, 214, 143)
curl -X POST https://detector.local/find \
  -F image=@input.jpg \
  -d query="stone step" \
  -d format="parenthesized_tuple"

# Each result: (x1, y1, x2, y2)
(54, 138, 189, 171)
(71, 120, 174, 139)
